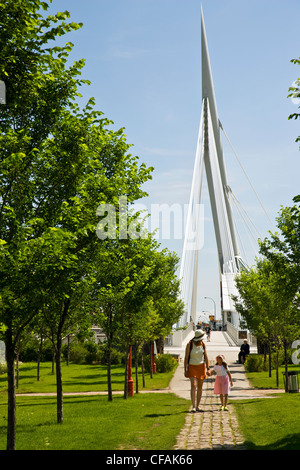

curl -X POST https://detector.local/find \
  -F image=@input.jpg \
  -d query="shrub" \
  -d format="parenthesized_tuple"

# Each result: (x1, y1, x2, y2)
(84, 341, 98, 364)
(156, 354, 177, 373)
(244, 354, 268, 372)
(97, 343, 124, 365)
(144, 354, 177, 373)
(65, 342, 87, 364)
(0, 363, 7, 375)
(20, 338, 54, 362)
(245, 350, 295, 373)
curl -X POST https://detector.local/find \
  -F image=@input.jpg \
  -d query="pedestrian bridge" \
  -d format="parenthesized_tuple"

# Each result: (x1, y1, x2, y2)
(164, 330, 257, 363)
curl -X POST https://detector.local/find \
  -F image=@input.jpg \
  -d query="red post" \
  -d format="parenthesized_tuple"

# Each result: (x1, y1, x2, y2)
(127, 346, 134, 396)
(151, 342, 157, 374)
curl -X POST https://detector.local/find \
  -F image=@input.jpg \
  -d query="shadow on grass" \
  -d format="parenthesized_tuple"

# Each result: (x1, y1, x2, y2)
(244, 433, 300, 450)
(145, 410, 188, 418)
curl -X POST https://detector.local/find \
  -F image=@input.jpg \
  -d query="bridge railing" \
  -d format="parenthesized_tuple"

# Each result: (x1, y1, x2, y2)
(226, 321, 257, 347)
(165, 322, 195, 347)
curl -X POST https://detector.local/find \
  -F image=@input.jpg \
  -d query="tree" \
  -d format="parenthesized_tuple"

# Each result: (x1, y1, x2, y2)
(93, 233, 184, 400)
(288, 56, 300, 146)
(0, 0, 153, 448)
(233, 257, 298, 385)
(259, 200, 300, 389)
(0, 1, 87, 449)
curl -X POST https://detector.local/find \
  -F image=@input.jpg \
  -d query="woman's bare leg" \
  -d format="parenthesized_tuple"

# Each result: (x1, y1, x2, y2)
(196, 379, 204, 408)
(190, 378, 196, 409)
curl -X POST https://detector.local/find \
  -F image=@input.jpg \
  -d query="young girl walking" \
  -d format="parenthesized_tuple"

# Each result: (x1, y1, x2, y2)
(210, 355, 233, 410)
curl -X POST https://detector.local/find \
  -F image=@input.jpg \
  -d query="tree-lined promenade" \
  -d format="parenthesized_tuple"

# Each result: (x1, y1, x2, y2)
(1, 0, 300, 452)
(0, 1, 184, 450)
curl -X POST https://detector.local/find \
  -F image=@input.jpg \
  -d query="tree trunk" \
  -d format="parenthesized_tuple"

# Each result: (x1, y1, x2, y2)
(141, 346, 145, 388)
(275, 349, 279, 388)
(55, 334, 63, 424)
(134, 344, 139, 394)
(55, 298, 70, 424)
(268, 341, 272, 378)
(284, 340, 289, 393)
(66, 334, 70, 366)
(52, 348, 55, 375)
(37, 334, 43, 381)
(106, 309, 113, 401)
(263, 343, 267, 368)
(150, 342, 153, 379)
(107, 336, 113, 402)
(158, 336, 164, 354)
(15, 348, 19, 390)
(124, 346, 129, 399)
(5, 329, 16, 450)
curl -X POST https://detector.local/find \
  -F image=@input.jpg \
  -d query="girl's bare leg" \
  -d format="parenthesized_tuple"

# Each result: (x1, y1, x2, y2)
(220, 394, 224, 406)
(224, 394, 228, 407)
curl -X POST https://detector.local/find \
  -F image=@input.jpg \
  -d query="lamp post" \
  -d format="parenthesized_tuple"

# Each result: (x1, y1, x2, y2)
(204, 296, 216, 320)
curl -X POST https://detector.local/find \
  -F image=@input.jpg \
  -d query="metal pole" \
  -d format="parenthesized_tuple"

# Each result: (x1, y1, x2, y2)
(151, 342, 157, 374)
(127, 346, 134, 396)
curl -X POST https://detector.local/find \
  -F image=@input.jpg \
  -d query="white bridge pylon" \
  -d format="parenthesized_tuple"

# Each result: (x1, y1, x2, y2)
(176, 8, 246, 331)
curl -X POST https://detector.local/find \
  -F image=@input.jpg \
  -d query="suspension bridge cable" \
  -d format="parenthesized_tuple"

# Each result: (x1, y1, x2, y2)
(219, 121, 275, 230)
(226, 186, 262, 240)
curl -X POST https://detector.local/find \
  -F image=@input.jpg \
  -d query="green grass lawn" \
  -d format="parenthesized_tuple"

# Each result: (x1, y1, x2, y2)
(232, 364, 300, 450)
(1, 361, 300, 450)
(0, 361, 189, 450)
(233, 394, 300, 450)
(245, 364, 300, 390)
(0, 393, 190, 450)
(0, 361, 174, 394)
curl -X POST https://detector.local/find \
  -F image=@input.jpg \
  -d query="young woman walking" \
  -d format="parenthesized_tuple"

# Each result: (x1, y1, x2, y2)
(184, 329, 210, 412)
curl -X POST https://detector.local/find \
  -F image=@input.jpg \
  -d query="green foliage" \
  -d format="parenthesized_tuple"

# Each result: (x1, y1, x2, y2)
(288, 56, 300, 145)
(155, 354, 178, 373)
(19, 336, 53, 362)
(0, 363, 7, 375)
(245, 351, 294, 373)
(61, 340, 124, 365)
(143, 353, 178, 373)
(96, 342, 124, 365)
(244, 355, 268, 373)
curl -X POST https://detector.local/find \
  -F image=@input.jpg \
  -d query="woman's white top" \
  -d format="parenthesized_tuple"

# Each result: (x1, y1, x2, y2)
(213, 364, 228, 376)
(189, 343, 205, 365)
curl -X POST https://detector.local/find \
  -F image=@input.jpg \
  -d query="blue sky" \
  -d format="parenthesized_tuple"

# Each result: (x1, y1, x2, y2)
(47, 0, 300, 320)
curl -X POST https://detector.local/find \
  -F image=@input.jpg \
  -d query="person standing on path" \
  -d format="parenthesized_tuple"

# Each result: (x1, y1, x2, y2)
(184, 329, 210, 413)
(210, 354, 233, 411)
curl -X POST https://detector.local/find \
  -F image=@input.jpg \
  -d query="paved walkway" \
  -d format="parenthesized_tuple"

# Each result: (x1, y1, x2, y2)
(167, 331, 282, 450)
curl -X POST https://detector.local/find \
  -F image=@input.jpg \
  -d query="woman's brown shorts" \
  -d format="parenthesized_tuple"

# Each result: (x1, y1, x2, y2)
(186, 363, 207, 380)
